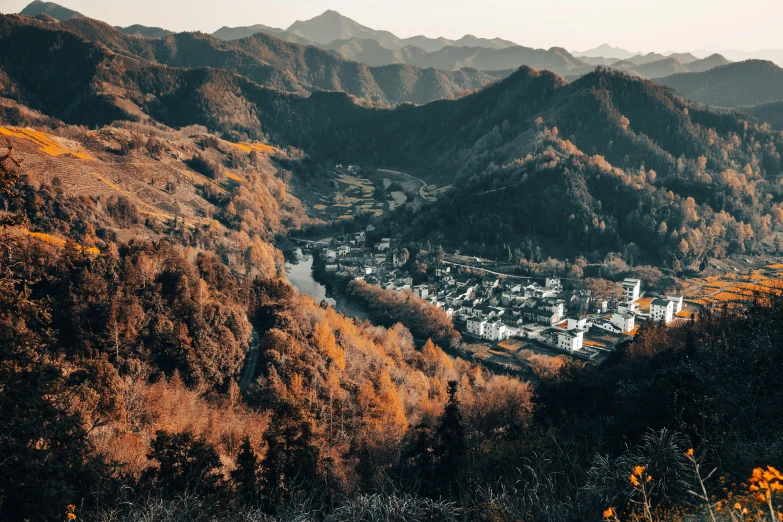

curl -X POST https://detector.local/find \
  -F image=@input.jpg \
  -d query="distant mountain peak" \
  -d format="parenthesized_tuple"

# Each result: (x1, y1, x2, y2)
(19, 0, 83, 20)
(574, 43, 637, 60)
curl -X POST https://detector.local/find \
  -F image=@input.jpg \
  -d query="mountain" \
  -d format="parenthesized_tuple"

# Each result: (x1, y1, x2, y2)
(658, 59, 783, 107)
(404, 44, 592, 74)
(718, 48, 783, 66)
(117, 24, 174, 38)
(3, 9, 782, 265)
(625, 52, 668, 65)
(18, 0, 82, 20)
(611, 57, 689, 78)
(685, 53, 731, 73)
(743, 100, 783, 129)
(668, 52, 698, 64)
(287, 9, 400, 47)
(285, 10, 520, 52)
(0, 14, 509, 108)
(449, 34, 518, 50)
(322, 37, 418, 66)
(324, 38, 593, 75)
(609, 54, 731, 79)
(212, 24, 313, 45)
(573, 43, 637, 60)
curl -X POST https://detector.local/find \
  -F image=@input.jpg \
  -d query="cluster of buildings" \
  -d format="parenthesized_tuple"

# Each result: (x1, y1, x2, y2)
(313, 231, 691, 358)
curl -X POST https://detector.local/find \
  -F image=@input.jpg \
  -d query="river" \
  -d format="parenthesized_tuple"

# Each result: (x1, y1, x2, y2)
(285, 248, 370, 321)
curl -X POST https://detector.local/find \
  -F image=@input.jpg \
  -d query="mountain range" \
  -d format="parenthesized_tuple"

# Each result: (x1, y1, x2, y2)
(0, 13, 512, 107)
(658, 59, 783, 108)
(578, 42, 783, 67)
(15, 2, 752, 83)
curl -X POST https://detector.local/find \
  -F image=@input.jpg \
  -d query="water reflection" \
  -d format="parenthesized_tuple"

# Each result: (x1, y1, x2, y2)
(285, 247, 369, 321)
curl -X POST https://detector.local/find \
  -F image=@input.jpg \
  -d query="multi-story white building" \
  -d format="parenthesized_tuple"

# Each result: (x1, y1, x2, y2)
(567, 317, 588, 330)
(414, 284, 429, 299)
(650, 298, 674, 324)
(485, 320, 510, 341)
(611, 312, 635, 333)
(467, 317, 487, 337)
(546, 277, 562, 291)
(622, 278, 642, 302)
(557, 329, 585, 352)
(667, 295, 684, 313)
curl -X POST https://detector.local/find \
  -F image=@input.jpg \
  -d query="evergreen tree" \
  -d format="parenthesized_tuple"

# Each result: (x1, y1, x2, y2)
(231, 436, 259, 506)
(434, 380, 466, 497)
(260, 399, 319, 505)
(146, 431, 223, 499)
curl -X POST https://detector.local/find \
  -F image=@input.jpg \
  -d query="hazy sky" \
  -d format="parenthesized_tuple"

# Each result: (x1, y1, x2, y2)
(0, 0, 781, 52)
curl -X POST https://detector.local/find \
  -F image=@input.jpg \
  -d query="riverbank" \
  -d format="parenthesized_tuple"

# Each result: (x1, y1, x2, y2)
(284, 247, 371, 321)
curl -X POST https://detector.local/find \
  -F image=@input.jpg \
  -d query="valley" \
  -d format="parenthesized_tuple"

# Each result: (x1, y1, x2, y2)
(2, 2, 783, 522)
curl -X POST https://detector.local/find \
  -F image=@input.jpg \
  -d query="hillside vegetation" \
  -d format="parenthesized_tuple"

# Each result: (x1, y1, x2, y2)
(0, 14, 508, 107)
(658, 59, 783, 107)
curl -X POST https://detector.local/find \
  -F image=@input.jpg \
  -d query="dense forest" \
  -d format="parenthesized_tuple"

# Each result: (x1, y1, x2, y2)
(2, 136, 783, 521)
(2, 7, 783, 521)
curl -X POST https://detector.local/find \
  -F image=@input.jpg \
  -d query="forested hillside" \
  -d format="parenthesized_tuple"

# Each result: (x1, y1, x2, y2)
(0, 14, 508, 107)
(658, 59, 783, 107)
(3, 137, 783, 520)
(4, 13, 781, 268)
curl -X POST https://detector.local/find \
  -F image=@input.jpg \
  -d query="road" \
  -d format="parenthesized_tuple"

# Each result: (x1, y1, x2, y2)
(442, 260, 532, 280)
(239, 328, 260, 392)
(377, 168, 431, 202)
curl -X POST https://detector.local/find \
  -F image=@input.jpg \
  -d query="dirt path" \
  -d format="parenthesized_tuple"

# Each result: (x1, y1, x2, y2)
(239, 328, 260, 392)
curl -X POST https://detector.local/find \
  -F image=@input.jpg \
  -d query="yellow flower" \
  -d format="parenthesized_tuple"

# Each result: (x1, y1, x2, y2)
(603, 507, 615, 519)
(630, 474, 640, 487)
(633, 465, 645, 477)
(67, 514, 77, 521)
(757, 493, 767, 502)
(647, 475, 652, 482)
(686, 448, 694, 457)
(734, 502, 742, 510)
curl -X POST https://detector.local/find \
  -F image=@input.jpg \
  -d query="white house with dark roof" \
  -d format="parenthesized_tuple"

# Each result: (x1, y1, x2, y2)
(667, 295, 684, 313)
(557, 329, 585, 352)
(467, 317, 487, 338)
(650, 298, 674, 324)
(611, 312, 635, 333)
(622, 278, 642, 302)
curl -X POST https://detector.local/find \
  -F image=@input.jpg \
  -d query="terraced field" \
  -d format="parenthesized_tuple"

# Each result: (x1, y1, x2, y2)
(1, 126, 235, 228)
(313, 169, 385, 220)
(680, 268, 783, 307)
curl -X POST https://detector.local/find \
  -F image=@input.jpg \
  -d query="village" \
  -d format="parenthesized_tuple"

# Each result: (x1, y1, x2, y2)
(301, 228, 700, 367)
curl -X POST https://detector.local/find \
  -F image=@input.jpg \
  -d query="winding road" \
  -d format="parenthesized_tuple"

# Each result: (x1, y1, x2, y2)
(239, 328, 260, 392)
(378, 168, 431, 202)
(442, 260, 533, 280)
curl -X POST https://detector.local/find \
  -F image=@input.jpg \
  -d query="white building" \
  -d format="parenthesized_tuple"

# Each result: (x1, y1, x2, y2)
(485, 320, 511, 341)
(622, 278, 642, 302)
(557, 329, 585, 352)
(376, 238, 391, 252)
(618, 301, 640, 315)
(611, 312, 635, 333)
(667, 295, 684, 313)
(467, 317, 487, 338)
(414, 284, 429, 299)
(546, 277, 562, 290)
(567, 317, 588, 330)
(650, 298, 674, 324)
